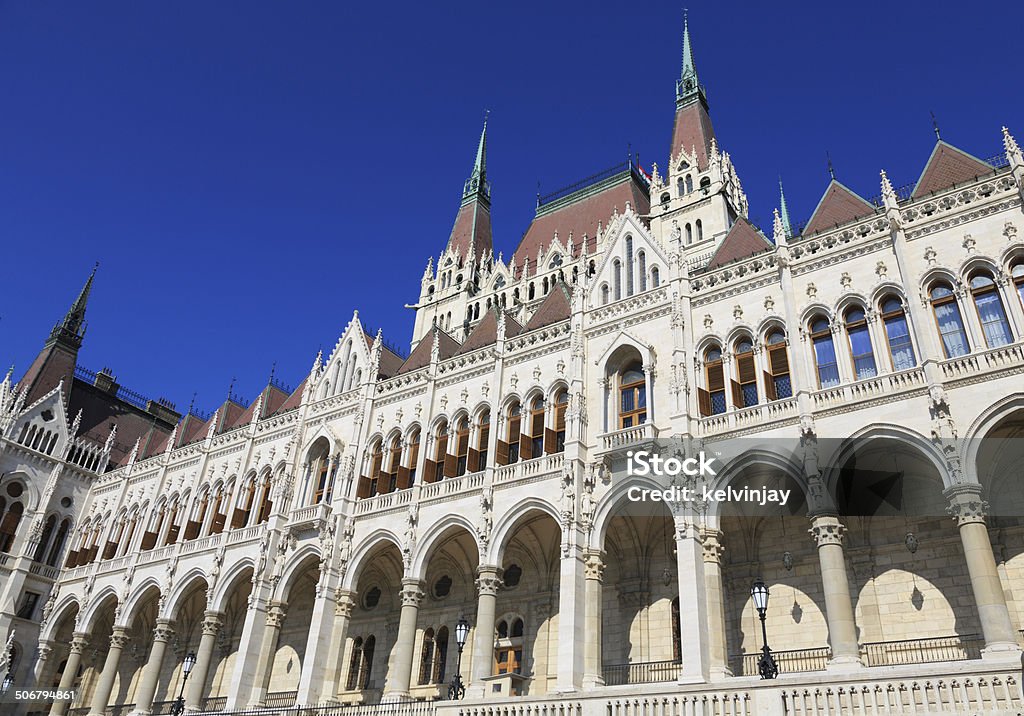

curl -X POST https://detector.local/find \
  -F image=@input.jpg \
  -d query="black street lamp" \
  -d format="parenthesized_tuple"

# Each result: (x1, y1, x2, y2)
(448, 614, 470, 700)
(750, 579, 778, 680)
(1, 673, 12, 697)
(170, 651, 197, 716)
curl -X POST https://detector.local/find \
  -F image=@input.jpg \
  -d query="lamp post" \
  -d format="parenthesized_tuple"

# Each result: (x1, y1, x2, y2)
(750, 579, 778, 679)
(448, 615, 470, 700)
(170, 651, 197, 716)
(1, 673, 12, 698)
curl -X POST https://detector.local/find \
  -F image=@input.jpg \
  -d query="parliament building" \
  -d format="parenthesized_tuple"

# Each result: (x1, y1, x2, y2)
(2, 15, 1024, 716)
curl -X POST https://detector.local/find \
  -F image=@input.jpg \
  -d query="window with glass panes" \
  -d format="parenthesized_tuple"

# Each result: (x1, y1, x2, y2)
(732, 338, 758, 408)
(699, 348, 726, 415)
(504, 403, 521, 464)
(1013, 262, 1024, 309)
(845, 307, 877, 379)
(473, 412, 490, 471)
(764, 330, 792, 399)
(553, 391, 568, 451)
(810, 317, 840, 388)
(527, 397, 545, 458)
(880, 297, 916, 370)
(929, 283, 970, 358)
(970, 272, 1013, 347)
(618, 364, 647, 427)
(454, 417, 470, 476)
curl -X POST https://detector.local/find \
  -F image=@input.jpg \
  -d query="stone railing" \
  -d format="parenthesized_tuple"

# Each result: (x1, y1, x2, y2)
(227, 524, 264, 545)
(420, 472, 484, 502)
(354, 488, 413, 515)
(494, 453, 565, 485)
(178, 532, 223, 555)
(599, 423, 655, 451)
(29, 560, 61, 580)
(860, 633, 983, 666)
(811, 366, 927, 412)
(290, 501, 331, 529)
(939, 342, 1024, 381)
(698, 397, 799, 437)
(96, 553, 133, 574)
(601, 658, 680, 685)
(138, 543, 177, 565)
(731, 646, 830, 677)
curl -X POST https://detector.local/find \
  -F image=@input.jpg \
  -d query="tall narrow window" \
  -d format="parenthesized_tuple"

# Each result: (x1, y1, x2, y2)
(47, 518, 71, 567)
(970, 271, 1013, 347)
(613, 260, 622, 301)
(419, 629, 436, 685)
(425, 421, 449, 482)
(671, 597, 681, 663)
(685, 175, 693, 193)
(552, 391, 568, 452)
(685, 223, 693, 244)
(399, 430, 419, 489)
(313, 451, 332, 504)
(699, 347, 726, 416)
(524, 397, 545, 459)
(764, 330, 792, 400)
(651, 266, 660, 288)
(501, 403, 521, 465)
(32, 515, 56, 563)
(810, 317, 840, 388)
(601, 283, 609, 305)
(1013, 262, 1024, 309)
(625, 237, 634, 296)
(233, 480, 255, 529)
(880, 297, 916, 370)
(382, 436, 401, 493)
(695, 219, 703, 242)
(731, 338, 758, 408)
(347, 638, 364, 691)
(360, 443, 382, 498)
(256, 476, 273, 523)
(360, 636, 376, 689)
(454, 416, 470, 476)
(472, 412, 490, 471)
(638, 251, 647, 292)
(845, 307, 877, 379)
(433, 626, 449, 684)
(618, 363, 647, 427)
(929, 282, 970, 358)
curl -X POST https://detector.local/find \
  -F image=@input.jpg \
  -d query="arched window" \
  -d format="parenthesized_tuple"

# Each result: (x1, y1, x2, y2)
(209, 486, 228, 535)
(927, 282, 968, 358)
(685, 174, 693, 194)
(698, 346, 726, 416)
(524, 396, 545, 459)
(618, 363, 647, 427)
(32, 515, 57, 563)
(601, 283, 610, 305)
(845, 306, 876, 379)
(347, 637, 365, 691)
(671, 598, 682, 663)
(309, 440, 334, 504)
(454, 416, 471, 476)
(382, 436, 402, 493)
(732, 337, 758, 408)
(428, 421, 450, 482)
(233, 478, 255, 529)
(638, 251, 647, 292)
(677, 178, 685, 196)
(360, 635, 375, 689)
(880, 297, 916, 370)
(651, 266, 660, 288)
(764, 330, 792, 400)
(612, 259, 622, 301)
(810, 316, 840, 388)
(472, 411, 490, 471)
(358, 441, 383, 498)
(255, 474, 273, 524)
(685, 223, 693, 244)
(499, 403, 522, 465)
(1012, 261, 1024, 309)
(625, 237, 634, 297)
(401, 430, 420, 489)
(695, 219, 703, 242)
(47, 518, 72, 567)
(553, 391, 568, 452)
(970, 271, 1013, 347)
(433, 626, 449, 684)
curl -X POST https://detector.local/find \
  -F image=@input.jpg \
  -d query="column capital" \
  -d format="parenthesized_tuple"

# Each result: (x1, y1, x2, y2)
(809, 514, 846, 547)
(109, 625, 132, 650)
(201, 611, 224, 637)
(335, 589, 357, 618)
(583, 551, 605, 582)
(944, 483, 988, 526)
(701, 528, 725, 564)
(70, 632, 91, 654)
(153, 618, 176, 643)
(399, 578, 425, 607)
(476, 565, 504, 596)
(266, 600, 288, 628)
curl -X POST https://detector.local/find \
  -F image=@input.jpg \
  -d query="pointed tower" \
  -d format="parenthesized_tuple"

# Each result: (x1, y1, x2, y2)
(779, 178, 793, 239)
(18, 264, 98, 405)
(445, 116, 494, 259)
(669, 13, 716, 169)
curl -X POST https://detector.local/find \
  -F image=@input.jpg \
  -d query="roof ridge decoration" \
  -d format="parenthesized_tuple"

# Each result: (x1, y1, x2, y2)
(705, 216, 774, 271)
(911, 140, 993, 200)
(778, 178, 793, 239)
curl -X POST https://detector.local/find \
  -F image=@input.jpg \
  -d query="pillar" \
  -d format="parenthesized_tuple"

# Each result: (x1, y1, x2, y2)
(582, 552, 604, 687)
(946, 484, 1021, 658)
(249, 601, 286, 707)
(184, 611, 222, 710)
(467, 565, 502, 698)
(675, 519, 710, 683)
(320, 590, 356, 703)
(226, 596, 267, 709)
(49, 632, 88, 716)
(131, 619, 174, 716)
(87, 625, 130, 716)
(556, 543, 585, 691)
(382, 579, 423, 701)
(701, 529, 732, 679)
(33, 640, 54, 690)
(296, 588, 339, 705)
(809, 515, 861, 667)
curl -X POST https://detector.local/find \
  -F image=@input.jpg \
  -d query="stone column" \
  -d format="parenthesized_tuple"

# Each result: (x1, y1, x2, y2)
(296, 586, 339, 705)
(50, 632, 89, 716)
(184, 611, 222, 710)
(642, 364, 654, 423)
(33, 640, 54, 690)
(701, 529, 732, 679)
(320, 590, 356, 703)
(809, 515, 861, 667)
(556, 543, 586, 692)
(249, 601, 286, 707)
(467, 565, 503, 697)
(582, 551, 605, 687)
(87, 625, 130, 716)
(382, 579, 423, 701)
(946, 484, 1021, 657)
(131, 619, 174, 715)
(675, 519, 710, 683)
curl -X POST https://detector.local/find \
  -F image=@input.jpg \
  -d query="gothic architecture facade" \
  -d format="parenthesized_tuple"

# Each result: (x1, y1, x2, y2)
(3, 16, 1024, 716)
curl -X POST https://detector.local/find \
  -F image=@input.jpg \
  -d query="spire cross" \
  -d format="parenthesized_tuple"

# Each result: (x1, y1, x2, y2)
(826, 151, 836, 180)
(931, 111, 941, 141)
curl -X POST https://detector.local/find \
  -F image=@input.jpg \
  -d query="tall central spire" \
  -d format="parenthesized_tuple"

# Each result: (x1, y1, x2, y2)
(669, 13, 715, 167)
(462, 113, 490, 206)
(676, 12, 705, 108)
(50, 262, 98, 348)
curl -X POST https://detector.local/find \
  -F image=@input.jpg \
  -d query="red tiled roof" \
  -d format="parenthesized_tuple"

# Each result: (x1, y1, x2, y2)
(262, 385, 290, 417)
(803, 180, 876, 236)
(454, 309, 523, 356)
(378, 347, 405, 379)
(912, 141, 992, 199)
(68, 379, 175, 467)
(446, 198, 493, 259)
(704, 217, 773, 270)
(398, 328, 462, 374)
(18, 344, 77, 406)
(522, 283, 572, 332)
(277, 379, 306, 414)
(179, 413, 211, 446)
(670, 100, 716, 170)
(512, 175, 650, 276)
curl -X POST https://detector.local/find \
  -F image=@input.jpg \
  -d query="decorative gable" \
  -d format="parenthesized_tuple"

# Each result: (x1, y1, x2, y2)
(590, 212, 669, 308)
(912, 141, 993, 199)
(803, 180, 877, 236)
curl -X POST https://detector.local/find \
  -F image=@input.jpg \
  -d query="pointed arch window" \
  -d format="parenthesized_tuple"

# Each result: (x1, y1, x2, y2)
(695, 219, 703, 242)
(685, 223, 693, 244)
(523, 396, 545, 460)
(47, 518, 72, 567)
(32, 515, 57, 563)
(612, 260, 622, 301)
(970, 271, 1013, 347)
(494, 617, 524, 675)
(638, 251, 648, 292)
(454, 416, 471, 476)
(698, 347, 726, 416)
(471, 411, 490, 472)
(845, 306, 877, 379)
(499, 403, 521, 465)
(552, 391, 568, 453)
(685, 175, 693, 194)
(651, 266, 660, 288)
(402, 430, 420, 488)
(764, 330, 792, 400)
(618, 363, 647, 427)
(810, 316, 840, 388)
(1013, 261, 1024, 309)
(625, 236, 635, 297)
(233, 477, 255, 529)
(382, 436, 402, 493)
(357, 442, 383, 499)
(731, 337, 758, 408)
(929, 282, 969, 358)
(880, 296, 916, 370)
(600, 283, 610, 305)
(424, 421, 449, 482)
(256, 473, 273, 523)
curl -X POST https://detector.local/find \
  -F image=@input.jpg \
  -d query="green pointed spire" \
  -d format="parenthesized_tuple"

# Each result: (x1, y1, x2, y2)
(50, 262, 98, 347)
(779, 178, 793, 238)
(676, 12, 704, 106)
(463, 113, 491, 205)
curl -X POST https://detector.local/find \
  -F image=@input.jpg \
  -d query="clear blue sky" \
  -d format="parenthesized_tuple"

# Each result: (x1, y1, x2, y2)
(1, 1, 1020, 414)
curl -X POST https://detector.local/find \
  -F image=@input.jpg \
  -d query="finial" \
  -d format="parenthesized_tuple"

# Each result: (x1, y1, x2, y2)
(187, 392, 197, 416)
(227, 376, 236, 400)
(931, 111, 941, 141)
(1003, 126, 1021, 164)
(778, 176, 793, 239)
(826, 151, 835, 181)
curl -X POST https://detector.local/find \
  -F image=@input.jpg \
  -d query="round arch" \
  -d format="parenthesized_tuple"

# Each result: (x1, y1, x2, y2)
(163, 570, 210, 620)
(486, 497, 561, 566)
(209, 556, 256, 612)
(340, 528, 403, 591)
(409, 515, 481, 580)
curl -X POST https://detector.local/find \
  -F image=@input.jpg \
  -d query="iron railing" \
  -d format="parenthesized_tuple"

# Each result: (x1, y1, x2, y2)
(263, 691, 299, 708)
(196, 699, 434, 716)
(861, 633, 983, 666)
(537, 160, 647, 209)
(601, 658, 681, 685)
(730, 646, 830, 676)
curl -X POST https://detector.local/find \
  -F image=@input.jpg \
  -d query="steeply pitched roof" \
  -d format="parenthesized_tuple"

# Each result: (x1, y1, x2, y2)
(398, 328, 461, 374)
(704, 217, 773, 270)
(378, 347, 405, 379)
(446, 199, 493, 260)
(522, 283, 572, 332)
(455, 309, 524, 356)
(670, 100, 716, 170)
(803, 180, 876, 236)
(277, 379, 306, 414)
(912, 141, 993, 199)
(513, 170, 650, 275)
